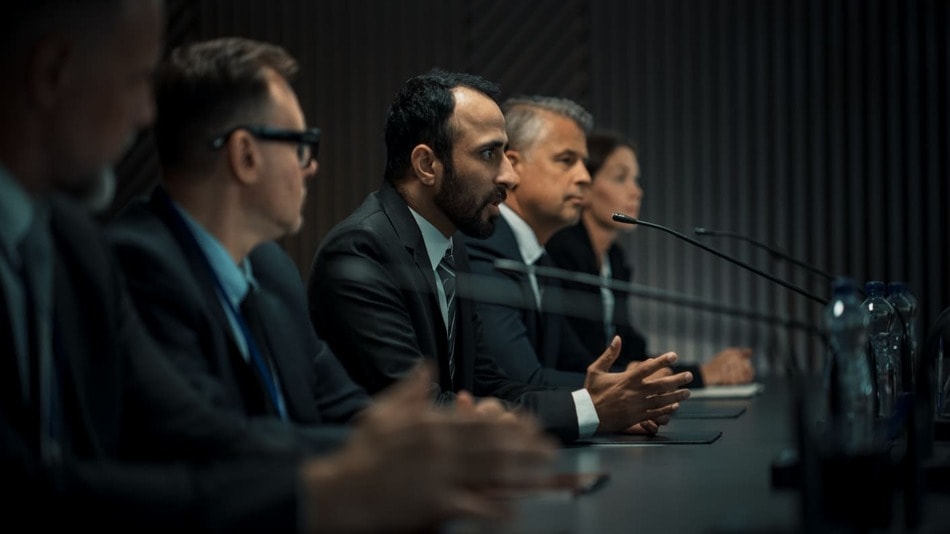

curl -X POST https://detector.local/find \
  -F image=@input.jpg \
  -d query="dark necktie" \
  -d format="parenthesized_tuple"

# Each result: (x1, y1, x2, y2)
(239, 287, 287, 419)
(436, 248, 457, 381)
(532, 252, 551, 309)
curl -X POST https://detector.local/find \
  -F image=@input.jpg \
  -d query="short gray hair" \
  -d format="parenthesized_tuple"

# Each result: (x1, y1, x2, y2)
(502, 95, 593, 152)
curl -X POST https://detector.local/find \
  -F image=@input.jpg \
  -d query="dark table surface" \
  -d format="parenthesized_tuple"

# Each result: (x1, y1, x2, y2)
(449, 375, 950, 534)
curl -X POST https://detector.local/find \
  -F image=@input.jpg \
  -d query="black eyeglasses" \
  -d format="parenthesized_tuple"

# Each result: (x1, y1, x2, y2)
(210, 125, 321, 168)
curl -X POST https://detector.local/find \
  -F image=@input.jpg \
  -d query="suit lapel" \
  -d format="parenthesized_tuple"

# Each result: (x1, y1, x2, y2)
(248, 254, 320, 422)
(147, 188, 271, 414)
(609, 244, 632, 283)
(538, 286, 563, 368)
(493, 217, 545, 326)
(48, 200, 114, 454)
(379, 184, 442, 299)
(491, 217, 560, 368)
(489, 218, 538, 309)
(570, 222, 601, 276)
(451, 240, 474, 391)
(607, 245, 632, 327)
(149, 189, 250, 360)
(379, 183, 453, 388)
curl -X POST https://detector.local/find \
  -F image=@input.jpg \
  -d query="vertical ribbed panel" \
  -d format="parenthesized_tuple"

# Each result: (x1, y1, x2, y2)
(109, 1, 948, 376)
(591, 0, 949, 374)
(186, 0, 591, 276)
(468, 0, 589, 103)
(195, 0, 470, 275)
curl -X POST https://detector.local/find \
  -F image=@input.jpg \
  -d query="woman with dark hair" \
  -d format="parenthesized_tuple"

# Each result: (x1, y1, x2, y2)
(546, 130, 754, 386)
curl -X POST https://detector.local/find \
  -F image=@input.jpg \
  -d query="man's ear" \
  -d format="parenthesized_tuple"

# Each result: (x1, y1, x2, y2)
(410, 144, 442, 186)
(226, 130, 261, 185)
(27, 36, 72, 112)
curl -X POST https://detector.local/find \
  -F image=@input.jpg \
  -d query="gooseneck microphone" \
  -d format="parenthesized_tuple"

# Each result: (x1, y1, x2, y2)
(492, 258, 822, 336)
(612, 213, 828, 306)
(693, 227, 835, 282)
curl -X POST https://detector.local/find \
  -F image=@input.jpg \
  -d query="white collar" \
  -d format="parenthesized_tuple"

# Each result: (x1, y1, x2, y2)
(408, 206, 453, 271)
(499, 203, 545, 265)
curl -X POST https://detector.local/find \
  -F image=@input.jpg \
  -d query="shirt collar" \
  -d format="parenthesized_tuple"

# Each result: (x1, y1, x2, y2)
(408, 207, 453, 271)
(499, 203, 545, 265)
(0, 163, 36, 265)
(172, 201, 257, 304)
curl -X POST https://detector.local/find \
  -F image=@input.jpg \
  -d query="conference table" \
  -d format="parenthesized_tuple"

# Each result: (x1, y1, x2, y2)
(450, 375, 950, 533)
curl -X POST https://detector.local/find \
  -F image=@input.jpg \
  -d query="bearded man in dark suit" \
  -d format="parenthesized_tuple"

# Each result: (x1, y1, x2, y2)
(0, 3, 557, 530)
(309, 69, 693, 444)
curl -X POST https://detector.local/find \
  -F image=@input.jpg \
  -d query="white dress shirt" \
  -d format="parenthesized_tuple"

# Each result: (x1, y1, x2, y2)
(498, 204, 600, 437)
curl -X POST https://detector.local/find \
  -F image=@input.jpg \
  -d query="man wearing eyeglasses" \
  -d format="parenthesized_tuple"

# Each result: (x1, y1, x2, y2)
(1, 2, 558, 528)
(102, 35, 562, 529)
(105, 37, 375, 438)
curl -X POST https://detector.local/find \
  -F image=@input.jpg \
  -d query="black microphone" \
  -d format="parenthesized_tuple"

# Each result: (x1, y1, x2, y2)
(693, 227, 836, 282)
(611, 213, 828, 306)
(492, 258, 822, 336)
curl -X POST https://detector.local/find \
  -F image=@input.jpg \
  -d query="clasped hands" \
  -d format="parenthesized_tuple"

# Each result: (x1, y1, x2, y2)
(585, 335, 693, 436)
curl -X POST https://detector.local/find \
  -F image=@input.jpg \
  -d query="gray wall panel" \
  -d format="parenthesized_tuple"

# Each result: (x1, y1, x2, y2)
(590, 0, 948, 374)
(109, 0, 948, 376)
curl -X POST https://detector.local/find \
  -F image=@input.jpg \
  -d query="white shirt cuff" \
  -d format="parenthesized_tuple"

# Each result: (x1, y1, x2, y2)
(571, 388, 599, 438)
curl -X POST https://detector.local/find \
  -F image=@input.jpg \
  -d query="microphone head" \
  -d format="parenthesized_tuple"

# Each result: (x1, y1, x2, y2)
(612, 213, 638, 225)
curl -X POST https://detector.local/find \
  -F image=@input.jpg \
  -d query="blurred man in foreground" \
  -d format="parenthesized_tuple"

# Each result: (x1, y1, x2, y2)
(0, 1, 555, 530)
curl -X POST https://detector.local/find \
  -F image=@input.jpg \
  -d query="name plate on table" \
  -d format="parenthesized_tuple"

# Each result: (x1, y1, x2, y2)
(688, 382, 765, 399)
(571, 430, 723, 447)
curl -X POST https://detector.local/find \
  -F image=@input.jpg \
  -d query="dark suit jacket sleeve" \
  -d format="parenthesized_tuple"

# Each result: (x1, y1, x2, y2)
(113, 273, 319, 461)
(545, 223, 648, 369)
(107, 280, 313, 529)
(108, 225, 242, 411)
(310, 185, 583, 441)
(463, 304, 582, 441)
(107, 198, 369, 437)
(545, 224, 705, 386)
(310, 224, 456, 403)
(2, 408, 301, 530)
(250, 243, 372, 423)
(309, 192, 580, 441)
(462, 237, 587, 389)
(607, 246, 704, 386)
(3, 412, 301, 530)
(0, 197, 312, 528)
(114, 258, 352, 450)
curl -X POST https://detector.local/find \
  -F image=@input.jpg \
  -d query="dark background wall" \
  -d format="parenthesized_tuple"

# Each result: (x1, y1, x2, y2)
(111, 0, 949, 375)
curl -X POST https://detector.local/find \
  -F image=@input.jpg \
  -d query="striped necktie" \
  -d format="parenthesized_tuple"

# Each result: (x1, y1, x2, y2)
(436, 248, 457, 381)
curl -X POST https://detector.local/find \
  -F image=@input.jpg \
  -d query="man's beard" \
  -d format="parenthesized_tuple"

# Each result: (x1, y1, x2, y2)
(436, 162, 505, 239)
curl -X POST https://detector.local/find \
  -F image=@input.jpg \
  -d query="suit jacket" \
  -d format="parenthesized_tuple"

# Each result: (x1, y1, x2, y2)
(461, 216, 593, 390)
(308, 181, 579, 441)
(545, 221, 703, 386)
(106, 187, 370, 431)
(1, 194, 316, 529)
